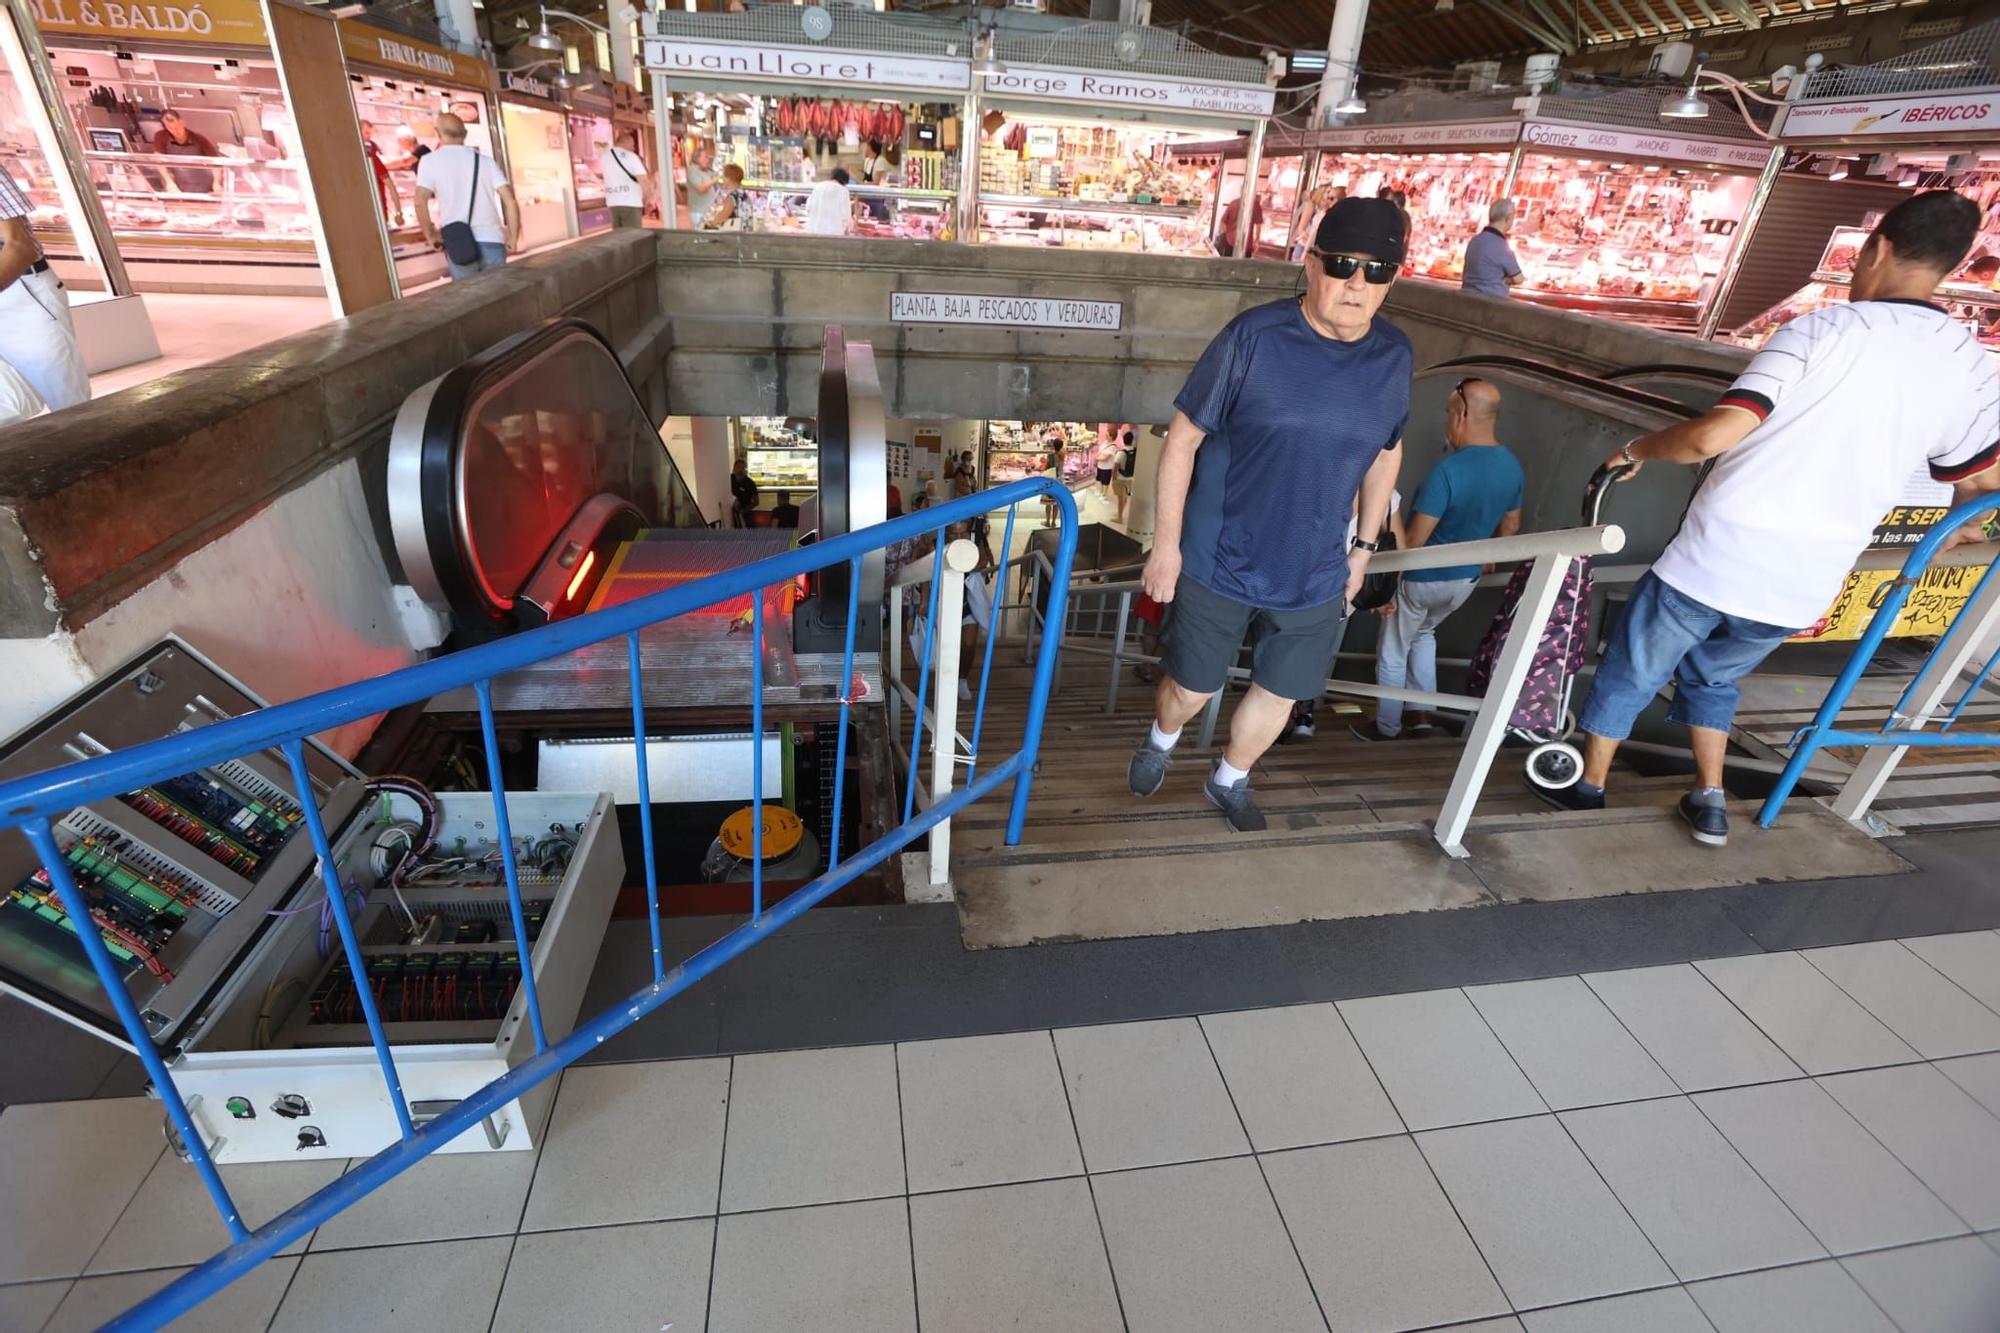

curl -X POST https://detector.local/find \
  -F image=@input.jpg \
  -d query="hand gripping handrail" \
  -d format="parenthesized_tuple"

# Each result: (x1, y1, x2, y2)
(0, 476, 1079, 1332)
(1758, 497, 2000, 830)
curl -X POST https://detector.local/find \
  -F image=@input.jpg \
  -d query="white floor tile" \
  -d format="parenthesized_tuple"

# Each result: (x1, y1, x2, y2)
(491, 1218, 714, 1333)
(1466, 976, 1679, 1111)
(709, 1198, 915, 1333)
(1052, 1019, 1249, 1173)
(1431, 1322, 1526, 1332)
(519, 1058, 729, 1230)
(1092, 1157, 1324, 1333)
(44, 1256, 298, 1333)
(1938, 1051, 2000, 1116)
(908, 1178, 1123, 1333)
(1263, 1137, 1508, 1333)
(1818, 1063, 2000, 1230)
(718, 1046, 904, 1212)
(309, 1146, 538, 1249)
(0, 1280, 71, 1332)
(1901, 930, 2000, 1013)
(1688, 1260, 1896, 1333)
(1695, 953, 1918, 1075)
(1518, 1285, 1709, 1333)
(1337, 989, 1546, 1131)
(897, 1032, 1084, 1193)
(1562, 1096, 1823, 1280)
(1693, 1079, 1966, 1255)
(1841, 1236, 2000, 1333)
(1416, 1115, 1674, 1309)
(0, 1098, 165, 1283)
(88, 1154, 343, 1272)
(1803, 941, 2000, 1059)
(1199, 1004, 1404, 1152)
(1583, 964, 1802, 1092)
(271, 1237, 512, 1332)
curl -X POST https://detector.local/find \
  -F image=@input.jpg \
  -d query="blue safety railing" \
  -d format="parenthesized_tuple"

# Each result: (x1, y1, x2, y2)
(1759, 496, 2000, 828)
(0, 477, 1077, 1332)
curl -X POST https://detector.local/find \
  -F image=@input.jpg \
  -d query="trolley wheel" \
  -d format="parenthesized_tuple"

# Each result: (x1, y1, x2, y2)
(1526, 741, 1584, 790)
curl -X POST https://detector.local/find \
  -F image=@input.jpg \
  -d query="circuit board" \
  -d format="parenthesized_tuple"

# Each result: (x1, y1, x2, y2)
(4, 836, 201, 978)
(119, 771, 301, 877)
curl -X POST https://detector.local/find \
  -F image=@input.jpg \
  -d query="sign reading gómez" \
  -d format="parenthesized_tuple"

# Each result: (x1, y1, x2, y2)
(891, 291, 1124, 332)
(1522, 120, 1773, 169)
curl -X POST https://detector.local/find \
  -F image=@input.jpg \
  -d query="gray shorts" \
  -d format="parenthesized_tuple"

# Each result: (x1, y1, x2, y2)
(1161, 575, 1347, 703)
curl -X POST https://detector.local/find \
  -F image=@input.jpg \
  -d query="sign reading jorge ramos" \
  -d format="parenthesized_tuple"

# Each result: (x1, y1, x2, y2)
(891, 292, 1124, 331)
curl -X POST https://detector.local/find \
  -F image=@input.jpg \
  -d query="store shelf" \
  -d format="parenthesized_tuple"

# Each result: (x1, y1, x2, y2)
(978, 193, 1201, 218)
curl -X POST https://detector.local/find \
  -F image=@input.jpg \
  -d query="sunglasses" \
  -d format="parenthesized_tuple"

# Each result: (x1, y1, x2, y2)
(1310, 250, 1398, 284)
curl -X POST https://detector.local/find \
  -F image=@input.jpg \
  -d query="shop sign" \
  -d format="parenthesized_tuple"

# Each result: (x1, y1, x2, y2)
(642, 38, 970, 93)
(1795, 561, 1980, 643)
(985, 64, 1275, 118)
(503, 70, 554, 100)
(1777, 90, 2000, 140)
(1522, 120, 1773, 169)
(338, 23, 492, 89)
(32, 0, 267, 46)
(1312, 120, 1519, 150)
(891, 291, 1123, 332)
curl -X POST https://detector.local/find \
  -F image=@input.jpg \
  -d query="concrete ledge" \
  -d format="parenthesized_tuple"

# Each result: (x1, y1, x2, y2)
(0, 232, 664, 634)
(652, 231, 1746, 422)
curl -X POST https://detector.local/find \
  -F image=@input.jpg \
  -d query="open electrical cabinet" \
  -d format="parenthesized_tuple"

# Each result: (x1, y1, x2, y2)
(0, 639, 623, 1163)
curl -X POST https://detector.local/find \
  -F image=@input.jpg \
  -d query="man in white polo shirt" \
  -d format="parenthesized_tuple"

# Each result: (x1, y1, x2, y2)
(600, 129, 651, 230)
(414, 112, 520, 280)
(1537, 190, 2000, 846)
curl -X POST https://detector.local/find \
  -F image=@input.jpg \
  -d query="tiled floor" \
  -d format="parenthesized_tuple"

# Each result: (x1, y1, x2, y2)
(5, 932, 2000, 1331)
(83, 292, 334, 399)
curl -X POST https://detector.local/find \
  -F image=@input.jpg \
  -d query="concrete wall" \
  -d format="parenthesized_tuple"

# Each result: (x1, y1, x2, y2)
(0, 233, 669, 750)
(655, 231, 1746, 426)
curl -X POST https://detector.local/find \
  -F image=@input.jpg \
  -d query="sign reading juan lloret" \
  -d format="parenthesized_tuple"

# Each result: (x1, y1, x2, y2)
(891, 292, 1124, 331)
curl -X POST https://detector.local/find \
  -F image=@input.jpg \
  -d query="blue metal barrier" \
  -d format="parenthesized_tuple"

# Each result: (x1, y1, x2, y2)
(1759, 496, 2000, 828)
(0, 478, 1077, 1331)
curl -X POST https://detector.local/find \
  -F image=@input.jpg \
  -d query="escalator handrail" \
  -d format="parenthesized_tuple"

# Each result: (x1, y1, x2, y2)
(1426, 354, 1702, 422)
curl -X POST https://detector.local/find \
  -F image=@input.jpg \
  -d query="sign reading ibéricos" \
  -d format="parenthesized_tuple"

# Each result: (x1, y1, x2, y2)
(1778, 91, 2000, 139)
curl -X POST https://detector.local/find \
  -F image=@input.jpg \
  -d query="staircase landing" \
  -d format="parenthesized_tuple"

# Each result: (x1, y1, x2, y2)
(946, 658, 1911, 949)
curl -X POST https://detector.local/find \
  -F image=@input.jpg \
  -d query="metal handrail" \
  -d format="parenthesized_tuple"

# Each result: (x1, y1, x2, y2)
(1760, 498, 2000, 832)
(2, 477, 1079, 1332)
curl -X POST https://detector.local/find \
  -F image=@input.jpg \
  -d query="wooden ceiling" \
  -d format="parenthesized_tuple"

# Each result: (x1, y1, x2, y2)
(1044, 0, 1856, 75)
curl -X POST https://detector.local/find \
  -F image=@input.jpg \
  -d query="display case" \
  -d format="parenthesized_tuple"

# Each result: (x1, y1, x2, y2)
(500, 101, 576, 250)
(975, 115, 1220, 255)
(0, 640, 624, 1163)
(733, 182, 953, 239)
(978, 196, 1210, 255)
(737, 417, 818, 490)
(565, 109, 614, 234)
(350, 73, 486, 289)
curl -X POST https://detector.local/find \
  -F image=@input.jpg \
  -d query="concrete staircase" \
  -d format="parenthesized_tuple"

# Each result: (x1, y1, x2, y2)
(929, 649, 1910, 949)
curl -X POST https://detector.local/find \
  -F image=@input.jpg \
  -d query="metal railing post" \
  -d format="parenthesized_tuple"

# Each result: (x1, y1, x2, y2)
(929, 538, 976, 887)
(471, 683, 551, 1053)
(1107, 590, 1132, 715)
(1006, 483, 1081, 845)
(1197, 688, 1224, 751)
(1434, 553, 1572, 857)
(625, 631, 663, 981)
(888, 581, 904, 746)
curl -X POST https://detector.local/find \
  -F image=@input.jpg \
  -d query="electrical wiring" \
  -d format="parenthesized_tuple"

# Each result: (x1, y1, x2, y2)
(255, 976, 305, 1049)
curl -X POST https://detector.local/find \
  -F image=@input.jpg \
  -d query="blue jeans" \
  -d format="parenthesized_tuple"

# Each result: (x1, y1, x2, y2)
(1580, 572, 1801, 740)
(1375, 577, 1477, 735)
(446, 242, 508, 281)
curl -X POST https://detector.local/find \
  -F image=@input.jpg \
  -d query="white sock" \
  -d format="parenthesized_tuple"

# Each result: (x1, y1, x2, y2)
(1150, 721, 1183, 752)
(1213, 757, 1249, 787)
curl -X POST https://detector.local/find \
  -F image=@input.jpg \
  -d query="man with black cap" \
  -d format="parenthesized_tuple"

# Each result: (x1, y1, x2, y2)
(1127, 197, 1411, 832)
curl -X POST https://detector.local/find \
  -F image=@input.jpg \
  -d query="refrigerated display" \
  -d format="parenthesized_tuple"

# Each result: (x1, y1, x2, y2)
(565, 106, 614, 234)
(975, 115, 1221, 255)
(499, 100, 576, 250)
(349, 72, 489, 290)
(737, 417, 818, 490)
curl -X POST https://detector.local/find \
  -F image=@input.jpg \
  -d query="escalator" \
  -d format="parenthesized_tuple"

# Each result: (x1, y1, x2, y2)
(369, 318, 899, 910)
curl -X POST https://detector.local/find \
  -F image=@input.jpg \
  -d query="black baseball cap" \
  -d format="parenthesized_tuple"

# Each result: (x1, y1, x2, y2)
(1314, 197, 1407, 266)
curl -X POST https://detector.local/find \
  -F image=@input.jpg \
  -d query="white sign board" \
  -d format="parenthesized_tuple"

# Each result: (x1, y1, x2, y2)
(891, 291, 1124, 331)
(1777, 90, 2000, 140)
(1522, 121, 1774, 169)
(642, 38, 971, 93)
(984, 65, 1275, 119)
(1313, 120, 1520, 150)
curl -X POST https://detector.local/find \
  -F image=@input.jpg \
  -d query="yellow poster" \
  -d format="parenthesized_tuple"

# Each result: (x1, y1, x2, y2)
(1793, 562, 1984, 644)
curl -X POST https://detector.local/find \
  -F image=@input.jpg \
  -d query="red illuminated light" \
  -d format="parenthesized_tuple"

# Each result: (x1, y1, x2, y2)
(564, 551, 597, 604)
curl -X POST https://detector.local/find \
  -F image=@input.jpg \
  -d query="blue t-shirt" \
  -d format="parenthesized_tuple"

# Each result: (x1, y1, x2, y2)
(1462, 227, 1522, 297)
(1406, 444, 1525, 583)
(1173, 299, 1412, 611)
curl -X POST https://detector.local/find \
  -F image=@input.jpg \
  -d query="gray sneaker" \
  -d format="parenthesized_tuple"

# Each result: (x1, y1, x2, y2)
(1128, 740, 1173, 798)
(1204, 767, 1267, 833)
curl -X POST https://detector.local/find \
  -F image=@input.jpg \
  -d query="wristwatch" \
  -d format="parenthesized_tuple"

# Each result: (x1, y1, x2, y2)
(1351, 536, 1380, 553)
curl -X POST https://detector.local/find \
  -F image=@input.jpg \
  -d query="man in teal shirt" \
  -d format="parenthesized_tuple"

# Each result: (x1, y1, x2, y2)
(1354, 377, 1523, 740)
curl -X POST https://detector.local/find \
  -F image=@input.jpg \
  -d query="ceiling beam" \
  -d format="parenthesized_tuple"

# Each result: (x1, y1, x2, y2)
(1476, 0, 1579, 52)
(1523, 0, 1578, 45)
(1711, 0, 1766, 27)
(1599, 0, 1651, 37)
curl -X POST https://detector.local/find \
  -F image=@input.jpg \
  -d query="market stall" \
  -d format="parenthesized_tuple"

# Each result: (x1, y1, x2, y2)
(499, 70, 579, 250)
(643, 8, 972, 238)
(736, 416, 818, 521)
(16, 0, 320, 294)
(975, 43, 1275, 257)
(565, 80, 615, 235)
(340, 22, 498, 291)
(984, 420, 1095, 486)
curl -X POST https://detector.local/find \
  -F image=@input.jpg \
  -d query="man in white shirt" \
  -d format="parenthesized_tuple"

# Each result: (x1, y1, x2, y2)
(414, 112, 520, 280)
(804, 167, 854, 237)
(1538, 191, 2000, 847)
(600, 129, 651, 230)
(0, 168, 88, 414)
